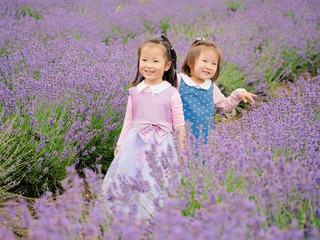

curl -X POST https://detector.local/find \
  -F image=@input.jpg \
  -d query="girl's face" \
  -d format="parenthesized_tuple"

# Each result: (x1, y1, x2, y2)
(190, 46, 218, 84)
(139, 43, 171, 85)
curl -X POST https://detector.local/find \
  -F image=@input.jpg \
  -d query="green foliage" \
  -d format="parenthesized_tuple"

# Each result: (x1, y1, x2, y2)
(79, 7, 88, 15)
(122, 32, 136, 44)
(142, 20, 155, 34)
(103, 36, 111, 45)
(226, 1, 244, 12)
(0, 116, 26, 196)
(74, 32, 82, 41)
(109, 23, 136, 43)
(0, 89, 125, 197)
(217, 62, 250, 96)
(103, 27, 136, 45)
(282, 42, 320, 78)
(174, 24, 198, 40)
(264, 192, 320, 230)
(180, 168, 246, 217)
(252, 38, 320, 94)
(181, 188, 202, 217)
(251, 47, 286, 93)
(224, 169, 246, 193)
(76, 114, 122, 175)
(139, 0, 150, 4)
(0, 45, 10, 59)
(283, 11, 295, 21)
(16, 6, 42, 20)
(159, 18, 170, 35)
(211, 11, 216, 20)
(0, 103, 78, 197)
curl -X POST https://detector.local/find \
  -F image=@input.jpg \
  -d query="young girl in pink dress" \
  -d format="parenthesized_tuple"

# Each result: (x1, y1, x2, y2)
(102, 35, 185, 219)
(178, 38, 257, 143)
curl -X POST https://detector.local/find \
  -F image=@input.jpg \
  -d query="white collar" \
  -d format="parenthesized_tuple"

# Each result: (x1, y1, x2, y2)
(137, 80, 172, 94)
(180, 73, 211, 90)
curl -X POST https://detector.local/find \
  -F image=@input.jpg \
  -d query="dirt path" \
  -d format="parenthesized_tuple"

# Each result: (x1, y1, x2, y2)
(0, 197, 30, 239)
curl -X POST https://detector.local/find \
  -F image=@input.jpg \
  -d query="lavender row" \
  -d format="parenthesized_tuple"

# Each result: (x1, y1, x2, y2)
(0, 35, 137, 195)
(1, 0, 320, 93)
(1, 74, 319, 239)
(0, 0, 319, 236)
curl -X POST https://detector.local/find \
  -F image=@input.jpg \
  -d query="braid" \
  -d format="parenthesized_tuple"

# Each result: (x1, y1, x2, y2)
(159, 34, 177, 87)
(160, 34, 177, 70)
(170, 48, 177, 70)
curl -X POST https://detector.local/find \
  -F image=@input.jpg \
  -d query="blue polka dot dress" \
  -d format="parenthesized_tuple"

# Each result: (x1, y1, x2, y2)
(179, 76, 214, 143)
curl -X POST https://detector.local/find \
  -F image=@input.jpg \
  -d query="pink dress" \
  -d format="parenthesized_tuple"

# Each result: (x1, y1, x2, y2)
(102, 81, 184, 219)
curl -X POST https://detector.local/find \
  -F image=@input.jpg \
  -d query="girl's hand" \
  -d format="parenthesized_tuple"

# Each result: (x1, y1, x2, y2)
(241, 92, 257, 103)
(175, 125, 187, 164)
(114, 145, 120, 157)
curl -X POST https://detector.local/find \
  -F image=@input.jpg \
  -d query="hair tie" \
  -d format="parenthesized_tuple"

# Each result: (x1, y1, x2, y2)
(170, 48, 175, 61)
(193, 37, 205, 44)
(160, 35, 167, 42)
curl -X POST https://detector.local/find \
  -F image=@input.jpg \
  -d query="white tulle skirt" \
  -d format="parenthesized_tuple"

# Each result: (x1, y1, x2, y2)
(102, 127, 178, 219)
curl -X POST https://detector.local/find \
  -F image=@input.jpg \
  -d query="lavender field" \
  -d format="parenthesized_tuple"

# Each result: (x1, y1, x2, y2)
(0, 0, 320, 239)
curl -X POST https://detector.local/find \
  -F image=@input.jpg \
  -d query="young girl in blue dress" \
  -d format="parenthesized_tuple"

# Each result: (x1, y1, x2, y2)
(102, 35, 185, 219)
(178, 38, 257, 142)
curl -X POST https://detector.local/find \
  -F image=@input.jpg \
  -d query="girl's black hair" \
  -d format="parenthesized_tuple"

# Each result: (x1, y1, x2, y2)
(131, 34, 178, 87)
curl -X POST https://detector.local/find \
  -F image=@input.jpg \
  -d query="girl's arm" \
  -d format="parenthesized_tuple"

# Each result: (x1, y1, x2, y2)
(114, 95, 133, 156)
(213, 83, 247, 113)
(175, 125, 186, 153)
(171, 91, 186, 152)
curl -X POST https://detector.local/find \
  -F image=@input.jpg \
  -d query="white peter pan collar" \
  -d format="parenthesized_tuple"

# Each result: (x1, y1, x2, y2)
(137, 80, 172, 95)
(180, 73, 212, 90)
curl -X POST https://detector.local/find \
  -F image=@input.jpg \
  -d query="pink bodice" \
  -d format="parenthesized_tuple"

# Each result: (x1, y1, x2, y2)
(129, 86, 177, 144)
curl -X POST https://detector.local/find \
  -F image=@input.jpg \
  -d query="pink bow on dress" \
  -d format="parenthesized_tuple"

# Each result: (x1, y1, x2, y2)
(136, 120, 172, 144)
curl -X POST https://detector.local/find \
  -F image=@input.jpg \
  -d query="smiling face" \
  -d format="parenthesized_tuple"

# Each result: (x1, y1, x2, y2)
(189, 46, 219, 84)
(139, 43, 171, 85)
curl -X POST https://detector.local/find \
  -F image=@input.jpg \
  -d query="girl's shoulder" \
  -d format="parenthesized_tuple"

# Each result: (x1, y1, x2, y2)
(168, 85, 178, 90)
(128, 85, 138, 93)
(163, 85, 178, 95)
(212, 81, 219, 89)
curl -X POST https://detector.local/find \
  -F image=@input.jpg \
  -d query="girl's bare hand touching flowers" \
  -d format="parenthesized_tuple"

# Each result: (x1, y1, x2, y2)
(240, 92, 257, 103)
